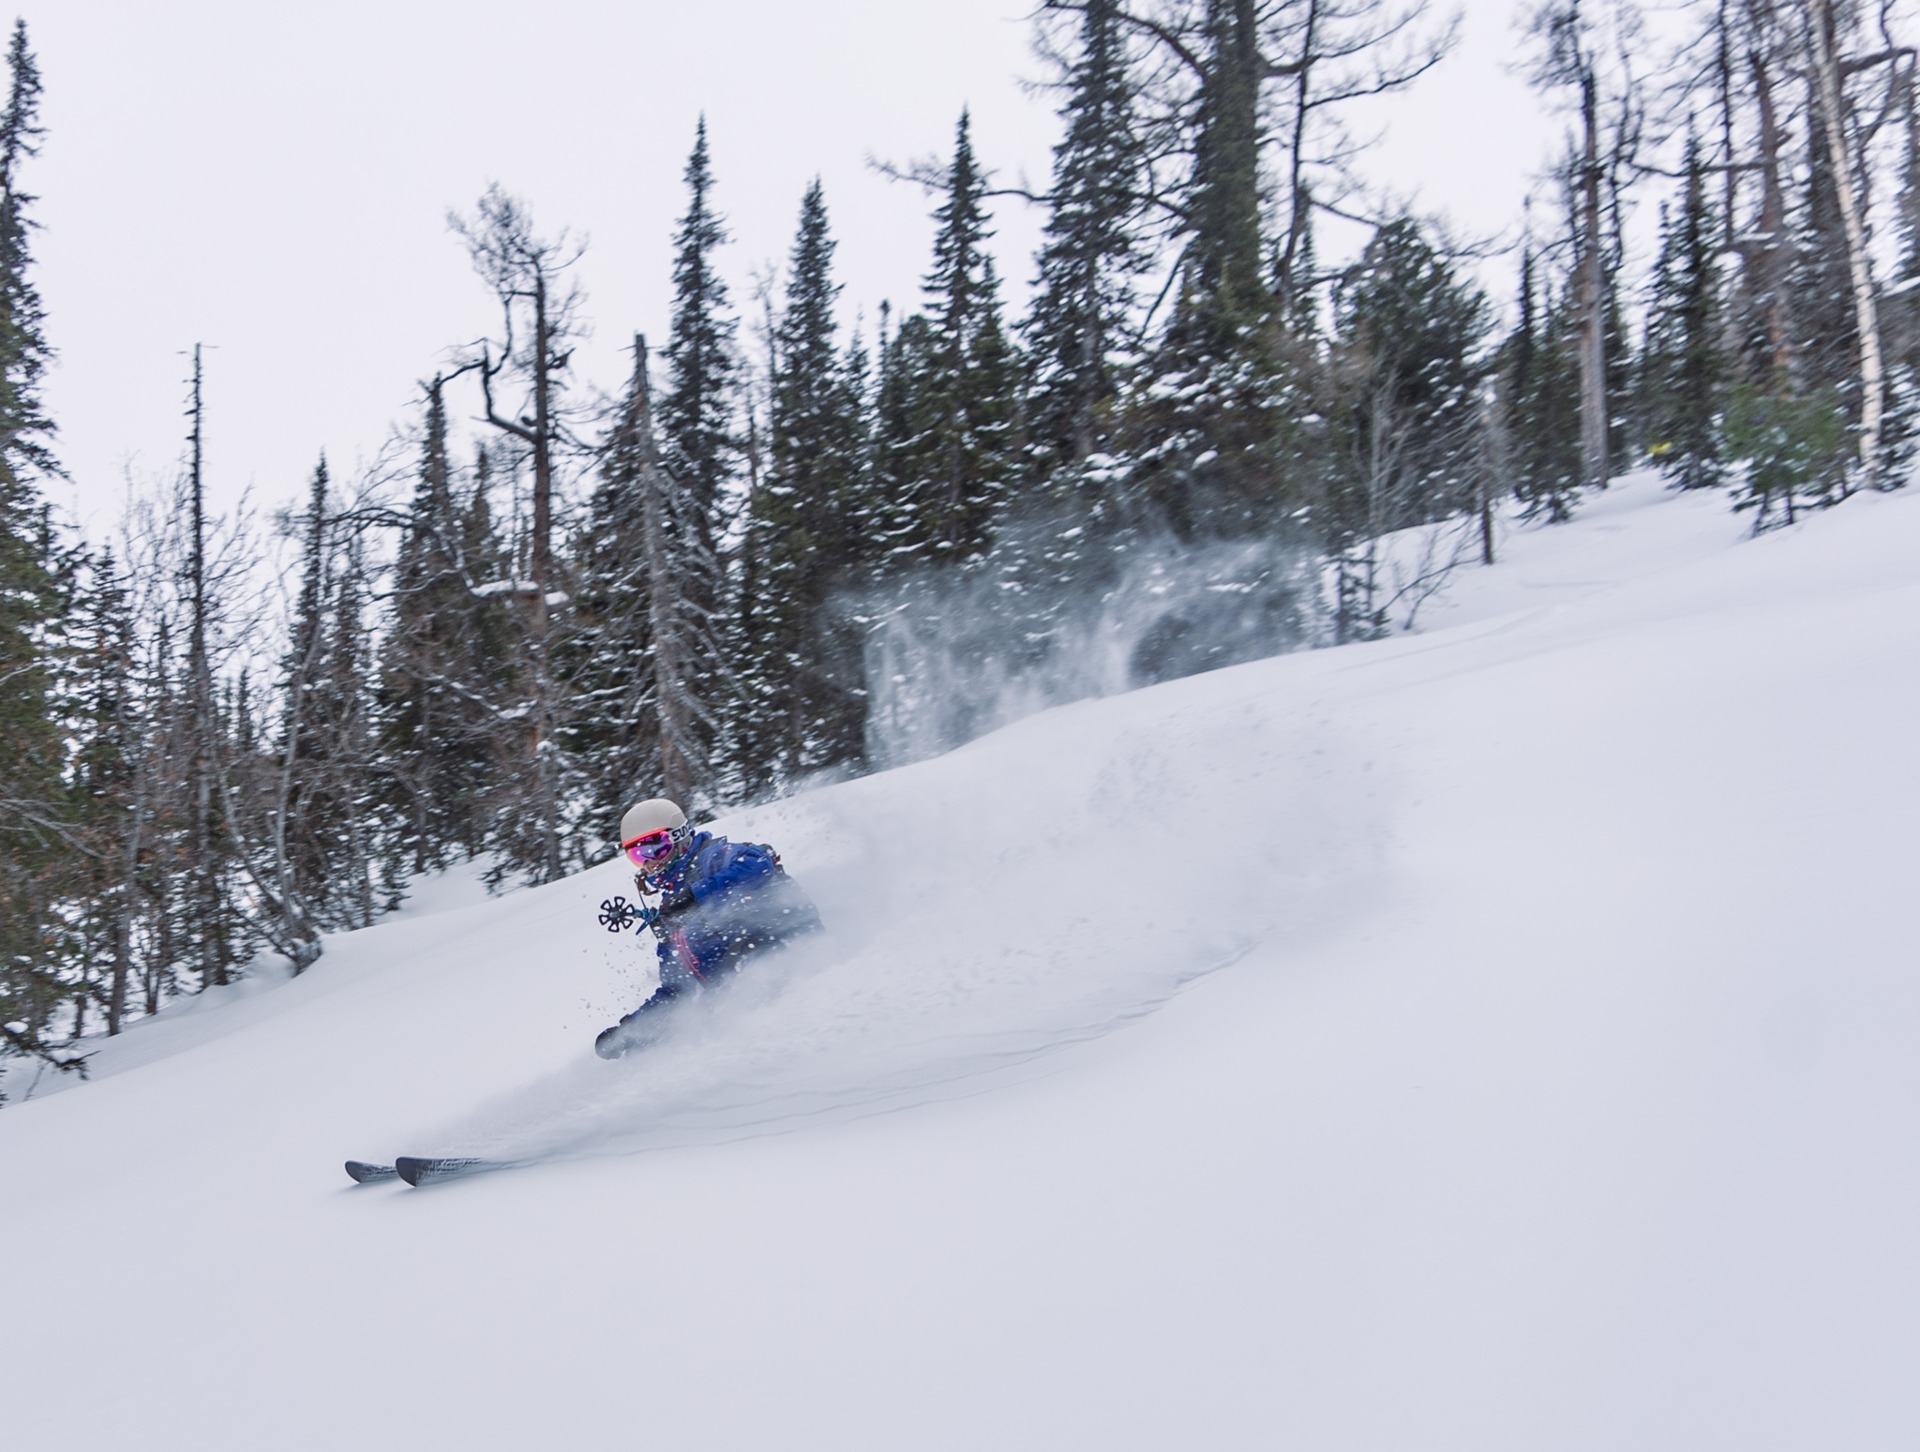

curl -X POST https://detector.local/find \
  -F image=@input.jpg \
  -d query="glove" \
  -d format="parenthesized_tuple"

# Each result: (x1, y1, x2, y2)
(658, 885, 696, 918)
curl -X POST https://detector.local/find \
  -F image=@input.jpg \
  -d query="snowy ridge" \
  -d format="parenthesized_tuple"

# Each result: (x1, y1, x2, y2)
(3, 474, 1917, 1450)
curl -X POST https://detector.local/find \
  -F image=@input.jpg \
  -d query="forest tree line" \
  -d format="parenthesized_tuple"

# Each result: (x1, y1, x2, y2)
(4, 0, 1918, 1084)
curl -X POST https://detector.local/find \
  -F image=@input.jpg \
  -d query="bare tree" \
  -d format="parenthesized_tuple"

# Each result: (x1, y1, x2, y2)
(1039, 0, 1457, 322)
(1526, 0, 1643, 493)
(449, 187, 587, 883)
(1804, 0, 1893, 484)
(450, 186, 585, 629)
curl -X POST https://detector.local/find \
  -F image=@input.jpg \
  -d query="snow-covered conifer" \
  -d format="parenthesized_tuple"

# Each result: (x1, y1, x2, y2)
(877, 112, 1022, 566)
(1643, 134, 1726, 491)
(735, 181, 869, 790)
(1503, 241, 1583, 523)
(1025, 0, 1146, 480)
(378, 384, 514, 872)
(0, 19, 74, 1076)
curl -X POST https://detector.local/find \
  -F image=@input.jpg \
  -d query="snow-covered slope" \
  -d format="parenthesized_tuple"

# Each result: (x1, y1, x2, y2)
(5, 476, 1917, 1450)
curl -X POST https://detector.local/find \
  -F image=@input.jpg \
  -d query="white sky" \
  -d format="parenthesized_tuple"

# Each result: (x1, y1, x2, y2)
(26, 0, 1548, 537)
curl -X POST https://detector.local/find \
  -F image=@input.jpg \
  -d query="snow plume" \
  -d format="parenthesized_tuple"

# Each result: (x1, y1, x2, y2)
(418, 655, 1387, 1166)
(860, 515, 1318, 770)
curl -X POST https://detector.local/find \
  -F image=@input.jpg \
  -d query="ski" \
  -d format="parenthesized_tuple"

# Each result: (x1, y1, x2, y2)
(345, 1155, 507, 1187)
(394, 1155, 498, 1187)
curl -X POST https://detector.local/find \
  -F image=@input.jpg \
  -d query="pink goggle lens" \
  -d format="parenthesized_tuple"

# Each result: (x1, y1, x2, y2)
(624, 830, 676, 866)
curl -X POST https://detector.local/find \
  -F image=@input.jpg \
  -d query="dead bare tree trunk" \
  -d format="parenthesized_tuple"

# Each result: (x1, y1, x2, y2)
(1806, 0, 1887, 486)
(182, 344, 231, 989)
(453, 186, 582, 883)
(1479, 389, 1506, 566)
(1576, 68, 1610, 492)
(105, 782, 140, 1034)
(1718, 0, 1740, 251)
(1751, 46, 1794, 383)
(528, 271, 554, 634)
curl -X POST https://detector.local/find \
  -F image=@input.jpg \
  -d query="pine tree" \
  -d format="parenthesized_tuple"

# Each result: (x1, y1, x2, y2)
(1503, 240, 1583, 522)
(1327, 218, 1490, 638)
(1122, 0, 1297, 542)
(1333, 220, 1490, 513)
(872, 310, 940, 570)
(563, 349, 658, 844)
(179, 349, 235, 986)
(0, 19, 51, 481)
(653, 119, 735, 798)
(737, 181, 869, 790)
(1643, 134, 1726, 490)
(878, 112, 1023, 567)
(1181, 0, 1266, 349)
(565, 337, 720, 828)
(264, 458, 382, 949)
(1026, 0, 1145, 479)
(266, 457, 335, 961)
(660, 117, 737, 557)
(0, 19, 80, 1075)
(322, 526, 381, 926)
(378, 383, 516, 872)
(75, 547, 162, 1037)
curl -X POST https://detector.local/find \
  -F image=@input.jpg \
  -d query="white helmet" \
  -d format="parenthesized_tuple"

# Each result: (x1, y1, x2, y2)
(620, 798, 687, 846)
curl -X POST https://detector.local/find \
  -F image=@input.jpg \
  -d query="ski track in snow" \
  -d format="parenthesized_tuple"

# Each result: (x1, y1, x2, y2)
(425, 687, 1387, 1163)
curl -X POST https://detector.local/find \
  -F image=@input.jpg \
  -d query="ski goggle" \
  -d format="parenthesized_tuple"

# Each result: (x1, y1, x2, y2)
(623, 829, 677, 867)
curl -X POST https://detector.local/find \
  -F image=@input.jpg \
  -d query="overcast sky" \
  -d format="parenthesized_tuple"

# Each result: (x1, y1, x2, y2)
(25, 0, 1545, 537)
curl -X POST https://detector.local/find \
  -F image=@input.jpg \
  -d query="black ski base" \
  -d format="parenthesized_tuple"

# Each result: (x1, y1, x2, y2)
(395, 1155, 494, 1186)
(346, 1156, 502, 1186)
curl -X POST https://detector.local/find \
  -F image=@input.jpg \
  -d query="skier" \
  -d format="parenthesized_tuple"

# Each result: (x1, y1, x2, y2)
(595, 798, 821, 1059)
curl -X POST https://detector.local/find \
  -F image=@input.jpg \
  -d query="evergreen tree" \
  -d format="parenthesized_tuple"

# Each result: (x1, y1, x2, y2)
(1724, 380, 1848, 527)
(0, 19, 78, 1075)
(1333, 220, 1490, 514)
(68, 547, 145, 1037)
(1026, 0, 1145, 479)
(1503, 241, 1583, 522)
(877, 112, 1023, 566)
(564, 337, 721, 828)
(1181, 0, 1266, 348)
(322, 526, 381, 926)
(872, 309, 941, 568)
(563, 346, 659, 843)
(0, 19, 48, 480)
(1122, 0, 1295, 542)
(176, 348, 248, 988)
(653, 119, 734, 799)
(737, 181, 869, 790)
(265, 459, 382, 946)
(1643, 134, 1726, 490)
(1327, 218, 1490, 638)
(378, 386, 515, 871)
(660, 118, 738, 539)
(267, 457, 336, 959)
(0, 445, 61, 1067)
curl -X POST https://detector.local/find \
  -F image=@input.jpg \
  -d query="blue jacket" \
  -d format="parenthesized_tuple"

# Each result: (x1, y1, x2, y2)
(639, 831, 819, 984)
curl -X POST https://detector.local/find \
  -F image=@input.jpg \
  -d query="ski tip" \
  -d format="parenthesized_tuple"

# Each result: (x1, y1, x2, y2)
(395, 1155, 491, 1187)
(345, 1160, 399, 1185)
